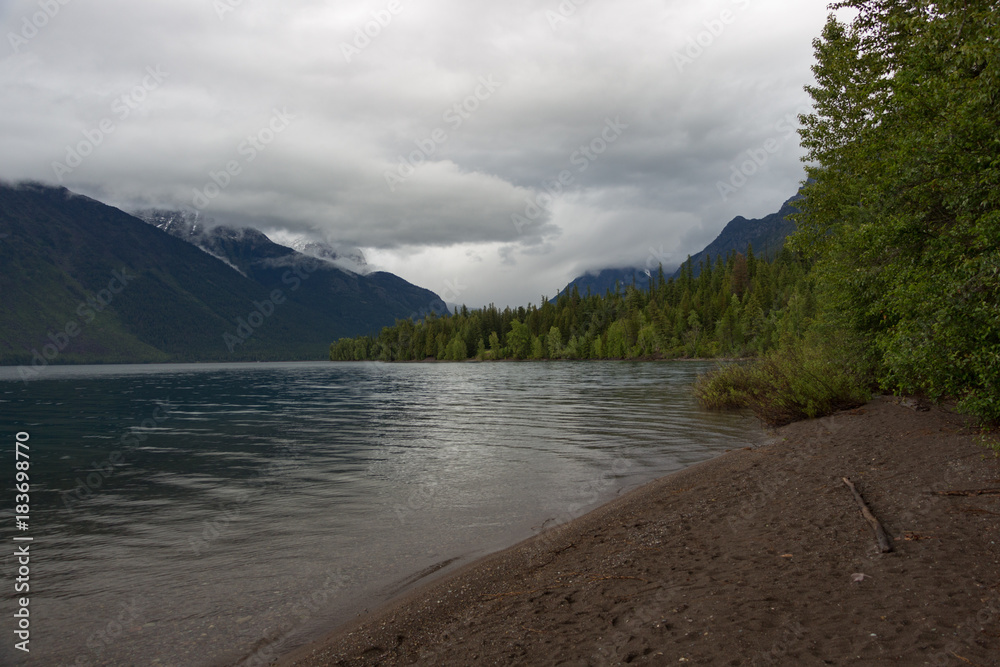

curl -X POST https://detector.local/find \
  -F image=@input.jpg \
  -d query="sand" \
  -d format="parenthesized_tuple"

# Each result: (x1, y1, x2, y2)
(275, 397, 1000, 666)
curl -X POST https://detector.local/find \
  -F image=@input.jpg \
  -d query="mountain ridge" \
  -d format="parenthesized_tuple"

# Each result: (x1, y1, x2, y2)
(133, 209, 371, 275)
(681, 194, 801, 275)
(557, 193, 801, 297)
(0, 183, 446, 366)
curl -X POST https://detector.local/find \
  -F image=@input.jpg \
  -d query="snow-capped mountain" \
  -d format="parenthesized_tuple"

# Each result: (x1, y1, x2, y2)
(289, 239, 368, 274)
(0, 185, 449, 364)
(133, 210, 369, 275)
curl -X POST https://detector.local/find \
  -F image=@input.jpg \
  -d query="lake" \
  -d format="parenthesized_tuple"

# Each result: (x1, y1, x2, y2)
(0, 361, 759, 666)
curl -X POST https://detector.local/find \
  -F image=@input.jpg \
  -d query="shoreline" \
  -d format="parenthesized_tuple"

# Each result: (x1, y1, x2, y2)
(0, 357, 744, 370)
(407, 358, 744, 363)
(268, 437, 769, 666)
(274, 396, 1000, 666)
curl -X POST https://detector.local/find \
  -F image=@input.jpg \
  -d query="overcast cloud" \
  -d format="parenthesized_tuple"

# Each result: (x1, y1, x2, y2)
(1, 0, 833, 308)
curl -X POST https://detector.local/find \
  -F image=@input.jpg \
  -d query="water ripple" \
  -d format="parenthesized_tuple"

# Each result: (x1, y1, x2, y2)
(0, 360, 757, 666)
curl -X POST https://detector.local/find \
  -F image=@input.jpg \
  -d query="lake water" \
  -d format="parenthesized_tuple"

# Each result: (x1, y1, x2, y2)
(0, 361, 759, 666)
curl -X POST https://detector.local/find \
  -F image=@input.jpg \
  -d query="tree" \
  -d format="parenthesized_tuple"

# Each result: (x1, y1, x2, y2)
(530, 335, 545, 360)
(506, 319, 532, 360)
(605, 320, 628, 358)
(488, 331, 502, 358)
(445, 333, 467, 360)
(546, 326, 563, 358)
(731, 252, 749, 298)
(793, 0, 1000, 422)
(685, 310, 702, 356)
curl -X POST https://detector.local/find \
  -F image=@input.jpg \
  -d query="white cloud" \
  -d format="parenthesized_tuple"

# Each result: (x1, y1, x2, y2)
(0, 0, 831, 307)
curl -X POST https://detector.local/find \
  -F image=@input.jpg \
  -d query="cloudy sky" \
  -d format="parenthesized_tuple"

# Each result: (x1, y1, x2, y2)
(1, 0, 834, 308)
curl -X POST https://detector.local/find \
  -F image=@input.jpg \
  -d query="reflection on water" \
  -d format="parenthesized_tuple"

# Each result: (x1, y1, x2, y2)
(0, 361, 758, 666)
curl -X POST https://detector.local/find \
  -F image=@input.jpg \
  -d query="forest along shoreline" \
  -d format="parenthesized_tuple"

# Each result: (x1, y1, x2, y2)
(330, 249, 808, 364)
(390, 357, 749, 363)
(274, 396, 1000, 666)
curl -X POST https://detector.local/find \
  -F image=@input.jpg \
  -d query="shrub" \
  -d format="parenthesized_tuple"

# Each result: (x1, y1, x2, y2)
(695, 333, 871, 426)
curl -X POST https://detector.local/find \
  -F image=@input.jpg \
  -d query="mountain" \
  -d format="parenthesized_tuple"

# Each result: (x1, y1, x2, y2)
(289, 239, 368, 274)
(0, 183, 446, 366)
(135, 209, 370, 275)
(556, 193, 801, 297)
(675, 194, 801, 278)
(557, 266, 663, 298)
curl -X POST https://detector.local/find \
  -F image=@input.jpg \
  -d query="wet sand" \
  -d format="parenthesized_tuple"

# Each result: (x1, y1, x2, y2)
(275, 397, 1000, 666)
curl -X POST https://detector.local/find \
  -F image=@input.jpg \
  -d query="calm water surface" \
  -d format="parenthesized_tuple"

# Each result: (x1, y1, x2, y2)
(0, 361, 759, 666)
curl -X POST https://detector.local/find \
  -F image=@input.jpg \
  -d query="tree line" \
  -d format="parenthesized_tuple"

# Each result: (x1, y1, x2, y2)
(699, 0, 999, 427)
(331, 246, 815, 362)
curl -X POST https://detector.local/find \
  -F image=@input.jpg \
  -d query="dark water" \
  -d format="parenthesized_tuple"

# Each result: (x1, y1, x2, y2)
(0, 361, 759, 666)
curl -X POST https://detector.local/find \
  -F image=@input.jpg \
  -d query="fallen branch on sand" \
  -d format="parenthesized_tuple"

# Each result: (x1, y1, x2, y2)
(842, 477, 894, 553)
(933, 488, 1000, 497)
(950, 652, 986, 667)
(950, 505, 1000, 517)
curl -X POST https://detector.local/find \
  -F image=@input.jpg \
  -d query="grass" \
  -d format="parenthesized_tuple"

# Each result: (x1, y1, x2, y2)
(694, 334, 872, 426)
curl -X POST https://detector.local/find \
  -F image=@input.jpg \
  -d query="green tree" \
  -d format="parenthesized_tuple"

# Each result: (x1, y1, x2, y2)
(546, 326, 563, 358)
(445, 333, 467, 360)
(530, 335, 545, 360)
(488, 330, 502, 358)
(794, 0, 1000, 422)
(685, 310, 702, 356)
(605, 320, 628, 358)
(506, 319, 532, 360)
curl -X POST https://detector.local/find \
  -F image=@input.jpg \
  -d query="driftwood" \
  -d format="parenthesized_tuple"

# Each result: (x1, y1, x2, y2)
(933, 488, 1000, 497)
(842, 477, 894, 553)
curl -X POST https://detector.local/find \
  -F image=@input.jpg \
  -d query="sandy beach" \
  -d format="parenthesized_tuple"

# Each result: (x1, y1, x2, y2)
(276, 396, 1000, 666)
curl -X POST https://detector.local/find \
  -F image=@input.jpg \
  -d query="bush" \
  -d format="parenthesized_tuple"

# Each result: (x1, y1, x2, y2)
(695, 333, 871, 426)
